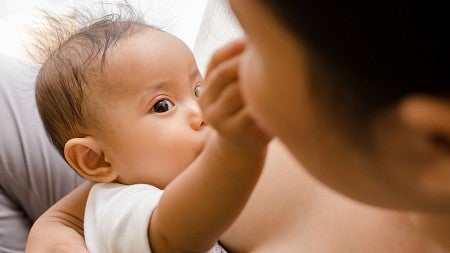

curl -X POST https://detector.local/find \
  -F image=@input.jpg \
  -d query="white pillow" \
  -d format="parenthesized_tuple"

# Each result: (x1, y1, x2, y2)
(193, 0, 243, 75)
(0, 0, 208, 62)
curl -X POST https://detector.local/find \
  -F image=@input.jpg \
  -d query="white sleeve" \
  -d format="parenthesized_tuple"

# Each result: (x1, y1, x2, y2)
(85, 183, 228, 253)
(84, 183, 163, 253)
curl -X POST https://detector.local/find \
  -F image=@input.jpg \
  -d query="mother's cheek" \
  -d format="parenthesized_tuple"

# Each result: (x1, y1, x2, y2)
(238, 48, 275, 136)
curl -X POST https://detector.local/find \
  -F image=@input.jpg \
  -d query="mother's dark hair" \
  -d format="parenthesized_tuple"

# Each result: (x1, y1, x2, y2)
(260, 1, 448, 139)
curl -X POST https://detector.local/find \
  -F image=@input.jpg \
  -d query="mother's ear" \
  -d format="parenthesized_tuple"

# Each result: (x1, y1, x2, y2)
(399, 95, 450, 191)
(400, 95, 450, 151)
(64, 137, 118, 183)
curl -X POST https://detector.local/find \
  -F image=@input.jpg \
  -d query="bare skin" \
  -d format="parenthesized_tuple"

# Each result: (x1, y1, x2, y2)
(26, 139, 448, 253)
(220, 141, 447, 253)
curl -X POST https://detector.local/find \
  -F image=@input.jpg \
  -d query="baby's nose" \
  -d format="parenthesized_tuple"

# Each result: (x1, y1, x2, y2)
(188, 103, 207, 130)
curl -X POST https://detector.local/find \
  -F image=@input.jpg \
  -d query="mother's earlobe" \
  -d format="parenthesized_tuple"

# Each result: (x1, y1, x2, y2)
(399, 94, 450, 152)
(399, 94, 450, 193)
(64, 137, 118, 183)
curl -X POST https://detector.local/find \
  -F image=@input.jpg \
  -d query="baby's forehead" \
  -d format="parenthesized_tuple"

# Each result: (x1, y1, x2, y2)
(102, 29, 198, 91)
(104, 29, 198, 81)
(110, 27, 193, 59)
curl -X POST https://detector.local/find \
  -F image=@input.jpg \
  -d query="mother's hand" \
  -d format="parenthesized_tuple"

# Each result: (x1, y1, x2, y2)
(25, 181, 94, 253)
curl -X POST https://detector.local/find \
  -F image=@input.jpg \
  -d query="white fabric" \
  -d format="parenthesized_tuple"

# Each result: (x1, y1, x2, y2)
(0, 54, 84, 253)
(193, 0, 243, 75)
(0, 0, 207, 61)
(85, 183, 227, 253)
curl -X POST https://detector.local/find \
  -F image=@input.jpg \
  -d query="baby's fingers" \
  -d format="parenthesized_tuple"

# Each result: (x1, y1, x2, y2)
(216, 108, 272, 147)
(205, 39, 246, 78)
(202, 83, 243, 128)
(200, 55, 239, 110)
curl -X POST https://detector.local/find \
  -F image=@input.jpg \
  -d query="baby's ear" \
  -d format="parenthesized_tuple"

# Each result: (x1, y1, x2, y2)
(64, 137, 118, 183)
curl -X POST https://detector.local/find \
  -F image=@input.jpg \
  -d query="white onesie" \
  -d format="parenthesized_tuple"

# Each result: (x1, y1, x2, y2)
(85, 183, 227, 253)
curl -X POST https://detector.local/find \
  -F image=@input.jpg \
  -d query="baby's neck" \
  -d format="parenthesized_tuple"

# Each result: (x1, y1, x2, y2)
(408, 211, 450, 252)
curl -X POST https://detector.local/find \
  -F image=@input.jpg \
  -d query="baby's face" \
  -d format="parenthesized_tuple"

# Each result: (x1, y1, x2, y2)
(94, 28, 209, 188)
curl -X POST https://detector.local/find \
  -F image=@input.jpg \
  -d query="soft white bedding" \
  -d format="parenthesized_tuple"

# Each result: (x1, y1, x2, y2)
(0, 0, 211, 63)
(194, 0, 242, 74)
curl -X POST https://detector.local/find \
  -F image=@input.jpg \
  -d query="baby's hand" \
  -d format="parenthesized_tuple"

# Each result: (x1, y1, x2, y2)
(200, 40, 271, 149)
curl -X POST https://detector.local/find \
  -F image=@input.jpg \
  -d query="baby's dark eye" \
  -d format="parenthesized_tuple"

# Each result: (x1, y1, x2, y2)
(194, 85, 202, 98)
(151, 99, 174, 113)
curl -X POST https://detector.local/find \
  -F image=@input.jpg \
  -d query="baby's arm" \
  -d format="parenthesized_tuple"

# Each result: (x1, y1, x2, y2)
(149, 40, 270, 253)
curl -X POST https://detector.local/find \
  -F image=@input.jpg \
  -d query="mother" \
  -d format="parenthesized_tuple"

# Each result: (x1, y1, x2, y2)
(27, 0, 450, 252)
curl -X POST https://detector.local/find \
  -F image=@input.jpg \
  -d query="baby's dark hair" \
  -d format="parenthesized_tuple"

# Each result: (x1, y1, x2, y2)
(33, 4, 155, 157)
(261, 1, 449, 139)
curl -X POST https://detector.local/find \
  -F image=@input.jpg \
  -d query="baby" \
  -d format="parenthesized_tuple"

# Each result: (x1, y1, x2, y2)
(34, 11, 269, 253)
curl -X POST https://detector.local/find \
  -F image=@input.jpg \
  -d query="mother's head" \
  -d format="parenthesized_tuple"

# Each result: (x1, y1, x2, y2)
(229, 0, 450, 212)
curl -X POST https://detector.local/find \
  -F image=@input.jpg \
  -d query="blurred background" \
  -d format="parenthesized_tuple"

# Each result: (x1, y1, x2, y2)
(0, 0, 208, 61)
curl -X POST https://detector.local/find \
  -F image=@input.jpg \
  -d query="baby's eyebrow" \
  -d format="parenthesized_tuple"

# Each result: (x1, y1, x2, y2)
(138, 81, 173, 105)
(144, 68, 200, 97)
(149, 81, 172, 94)
(189, 68, 201, 81)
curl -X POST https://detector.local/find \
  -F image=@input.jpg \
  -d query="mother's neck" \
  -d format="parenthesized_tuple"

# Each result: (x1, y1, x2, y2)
(408, 211, 450, 252)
